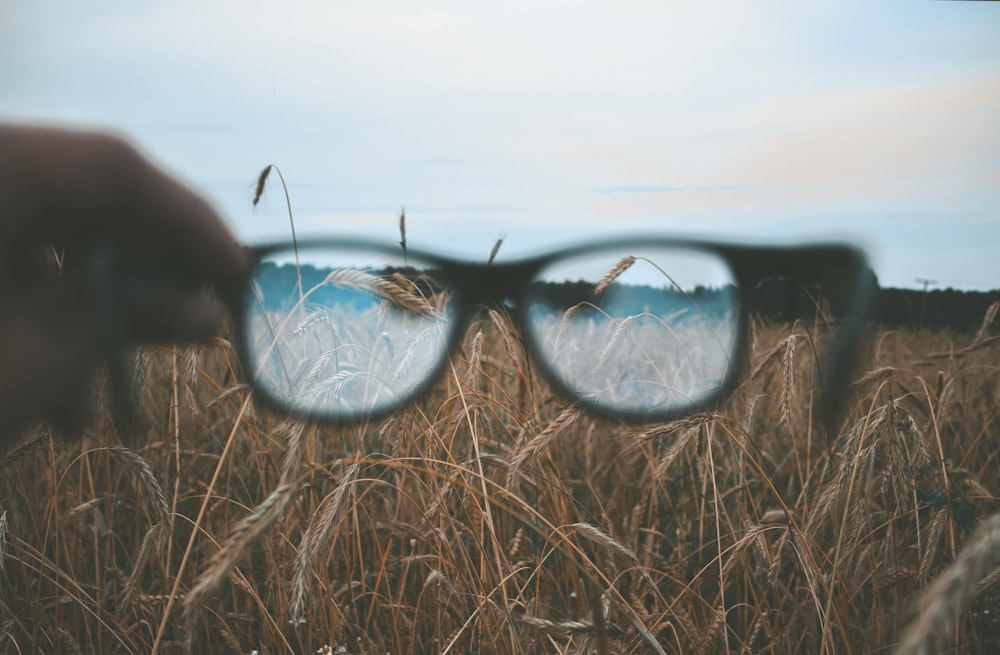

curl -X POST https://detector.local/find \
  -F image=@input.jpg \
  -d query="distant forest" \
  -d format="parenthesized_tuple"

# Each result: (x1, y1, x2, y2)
(869, 287, 1000, 331)
(254, 262, 999, 332)
(749, 279, 1000, 332)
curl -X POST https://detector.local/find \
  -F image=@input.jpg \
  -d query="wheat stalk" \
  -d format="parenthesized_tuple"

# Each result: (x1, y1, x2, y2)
(323, 268, 437, 316)
(749, 336, 788, 381)
(0, 509, 7, 576)
(277, 419, 309, 483)
(252, 165, 271, 207)
(895, 513, 1000, 655)
(0, 431, 47, 472)
(122, 520, 172, 608)
(488, 235, 504, 265)
(517, 614, 622, 637)
(779, 333, 798, 436)
(594, 256, 636, 296)
(398, 207, 407, 260)
(550, 304, 582, 362)
(572, 522, 638, 567)
(506, 405, 583, 487)
(593, 315, 637, 374)
(465, 329, 486, 392)
(104, 446, 170, 523)
(488, 308, 522, 377)
(807, 404, 889, 537)
(291, 461, 361, 622)
(645, 415, 713, 478)
(852, 366, 897, 389)
(293, 309, 330, 336)
(182, 481, 298, 624)
(973, 300, 999, 346)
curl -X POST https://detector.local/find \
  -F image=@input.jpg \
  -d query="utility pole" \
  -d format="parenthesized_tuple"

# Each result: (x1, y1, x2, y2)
(916, 277, 937, 326)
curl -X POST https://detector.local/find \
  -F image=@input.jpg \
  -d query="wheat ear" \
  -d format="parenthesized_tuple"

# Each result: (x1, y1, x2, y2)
(182, 481, 298, 624)
(895, 513, 1000, 655)
(594, 256, 636, 296)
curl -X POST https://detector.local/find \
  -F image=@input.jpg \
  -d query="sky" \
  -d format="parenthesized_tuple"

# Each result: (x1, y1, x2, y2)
(2, 0, 999, 289)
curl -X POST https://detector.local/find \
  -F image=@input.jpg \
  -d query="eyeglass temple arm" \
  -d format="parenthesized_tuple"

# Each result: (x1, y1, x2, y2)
(732, 246, 877, 428)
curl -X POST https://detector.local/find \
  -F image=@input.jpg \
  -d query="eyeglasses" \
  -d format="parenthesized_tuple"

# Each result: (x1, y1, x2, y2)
(223, 237, 874, 425)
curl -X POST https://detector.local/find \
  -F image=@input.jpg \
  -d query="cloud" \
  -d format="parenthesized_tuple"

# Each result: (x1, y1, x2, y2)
(595, 185, 766, 195)
(533, 72, 1000, 226)
(724, 76, 1000, 205)
(4, 0, 997, 288)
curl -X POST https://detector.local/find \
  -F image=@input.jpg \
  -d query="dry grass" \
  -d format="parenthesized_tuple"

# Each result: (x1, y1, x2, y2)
(2, 294, 1000, 652)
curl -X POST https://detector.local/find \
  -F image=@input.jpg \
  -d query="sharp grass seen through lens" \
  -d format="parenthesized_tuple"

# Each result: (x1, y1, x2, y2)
(244, 245, 455, 419)
(523, 246, 738, 416)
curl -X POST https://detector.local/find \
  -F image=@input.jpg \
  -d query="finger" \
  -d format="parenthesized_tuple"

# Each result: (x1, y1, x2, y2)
(122, 292, 227, 342)
(1, 126, 251, 285)
(121, 158, 252, 285)
(0, 303, 100, 438)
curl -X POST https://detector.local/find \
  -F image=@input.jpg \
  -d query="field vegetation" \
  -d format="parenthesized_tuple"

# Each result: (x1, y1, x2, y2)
(1, 298, 998, 654)
(3, 169, 999, 654)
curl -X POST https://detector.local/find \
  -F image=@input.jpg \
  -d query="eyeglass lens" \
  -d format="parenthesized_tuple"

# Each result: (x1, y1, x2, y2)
(243, 243, 739, 421)
(524, 246, 737, 415)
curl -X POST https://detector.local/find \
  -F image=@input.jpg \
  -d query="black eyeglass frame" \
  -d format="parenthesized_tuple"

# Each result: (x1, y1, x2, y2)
(222, 236, 875, 426)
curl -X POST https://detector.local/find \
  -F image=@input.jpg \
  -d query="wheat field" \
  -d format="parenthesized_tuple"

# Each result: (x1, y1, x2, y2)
(1, 297, 998, 654)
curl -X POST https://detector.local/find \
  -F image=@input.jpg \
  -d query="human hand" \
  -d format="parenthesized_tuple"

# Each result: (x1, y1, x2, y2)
(0, 125, 250, 442)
